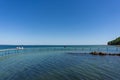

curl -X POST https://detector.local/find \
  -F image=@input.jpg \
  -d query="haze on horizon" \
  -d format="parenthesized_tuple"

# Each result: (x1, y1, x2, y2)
(0, 0, 120, 45)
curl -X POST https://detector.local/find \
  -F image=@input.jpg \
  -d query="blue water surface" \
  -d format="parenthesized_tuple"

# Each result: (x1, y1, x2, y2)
(0, 45, 120, 80)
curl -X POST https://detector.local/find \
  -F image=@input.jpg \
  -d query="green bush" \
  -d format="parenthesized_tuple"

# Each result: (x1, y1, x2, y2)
(108, 37, 120, 45)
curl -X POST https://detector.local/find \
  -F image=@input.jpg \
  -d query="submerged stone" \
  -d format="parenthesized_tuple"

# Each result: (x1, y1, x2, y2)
(90, 51, 120, 56)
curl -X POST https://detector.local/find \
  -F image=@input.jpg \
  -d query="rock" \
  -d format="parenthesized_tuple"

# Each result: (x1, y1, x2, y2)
(90, 52, 107, 56)
(90, 52, 120, 56)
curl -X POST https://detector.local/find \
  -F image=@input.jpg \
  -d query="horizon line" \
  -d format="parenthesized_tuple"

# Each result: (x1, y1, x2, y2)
(0, 44, 107, 46)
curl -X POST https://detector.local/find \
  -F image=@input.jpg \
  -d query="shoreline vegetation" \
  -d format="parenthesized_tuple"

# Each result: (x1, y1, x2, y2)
(108, 37, 120, 45)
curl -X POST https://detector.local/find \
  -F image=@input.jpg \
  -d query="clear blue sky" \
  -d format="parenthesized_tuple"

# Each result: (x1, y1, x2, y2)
(0, 0, 120, 45)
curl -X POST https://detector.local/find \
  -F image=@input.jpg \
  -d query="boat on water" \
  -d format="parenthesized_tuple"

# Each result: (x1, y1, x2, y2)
(16, 47, 24, 50)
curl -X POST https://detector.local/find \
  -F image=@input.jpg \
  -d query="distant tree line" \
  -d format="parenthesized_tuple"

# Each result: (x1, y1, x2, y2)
(108, 37, 120, 45)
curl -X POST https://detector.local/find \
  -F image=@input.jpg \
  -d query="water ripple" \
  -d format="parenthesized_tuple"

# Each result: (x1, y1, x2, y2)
(0, 50, 120, 80)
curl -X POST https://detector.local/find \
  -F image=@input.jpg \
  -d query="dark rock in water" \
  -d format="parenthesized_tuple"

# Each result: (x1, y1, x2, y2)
(108, 53, 120, 56)
(99, 52, 107, 55)
(90, 52, 107, 56)
(90, 51, 120, 56)
(67, 52, 120, 56)
(117, 54, 120, 56)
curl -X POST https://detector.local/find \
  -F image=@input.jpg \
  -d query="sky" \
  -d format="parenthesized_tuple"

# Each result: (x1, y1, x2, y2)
(0, 0, 120, 45)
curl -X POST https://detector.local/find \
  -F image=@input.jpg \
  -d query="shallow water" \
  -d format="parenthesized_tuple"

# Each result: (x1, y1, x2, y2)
(0, 45, 120, 80)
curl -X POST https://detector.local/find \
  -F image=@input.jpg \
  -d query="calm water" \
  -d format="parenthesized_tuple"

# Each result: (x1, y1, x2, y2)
(0, 45, 120, 80)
